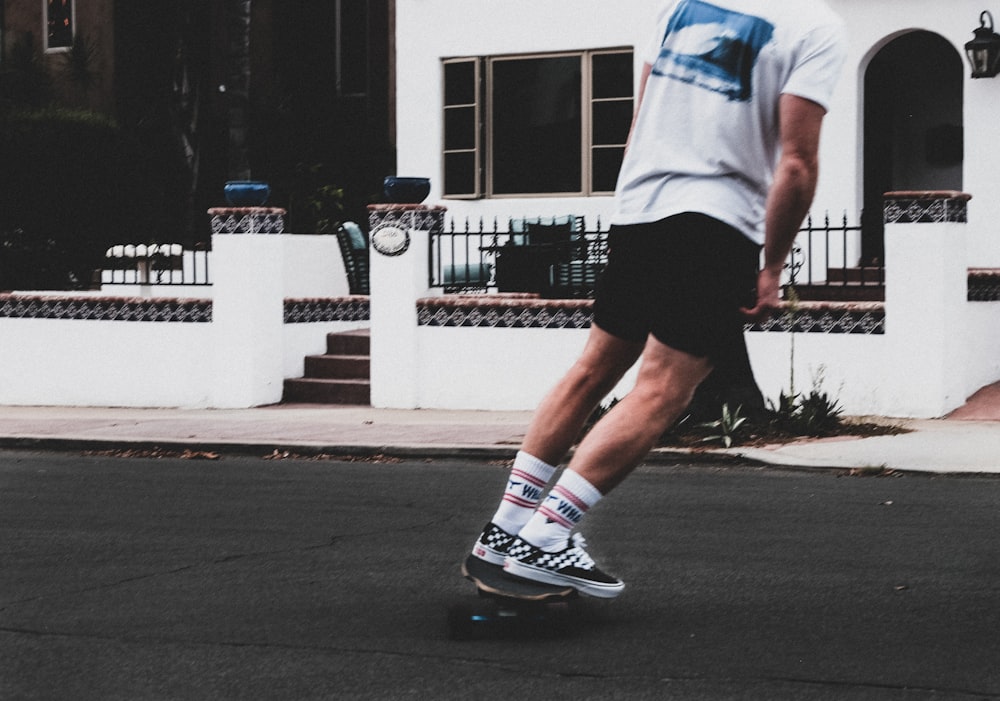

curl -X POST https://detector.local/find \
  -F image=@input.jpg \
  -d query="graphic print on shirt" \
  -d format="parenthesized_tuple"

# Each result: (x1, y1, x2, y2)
(652, 0, 774, 102)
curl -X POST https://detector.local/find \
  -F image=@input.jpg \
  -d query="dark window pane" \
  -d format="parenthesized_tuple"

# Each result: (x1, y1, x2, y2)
(445, 61, 476, 106)
(47, 0, 73, 49)
(445, 152, 477, 196)
(592, 100, 633, 145)
(592, 52, 633, 99)
(592, 147, 625, 193)
(492, 56, 581, 194)
(338, 0, 369, 95)
(445, 107, 476, 150)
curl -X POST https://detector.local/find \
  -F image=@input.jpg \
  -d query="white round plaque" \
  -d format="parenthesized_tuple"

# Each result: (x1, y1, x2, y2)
(370, 225, 410, 256)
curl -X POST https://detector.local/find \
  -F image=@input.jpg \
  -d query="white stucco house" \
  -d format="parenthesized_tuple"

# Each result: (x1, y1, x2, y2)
(394, 0, 1000, 266)
(4, 0, 1000, 417)
(376, 0, 1000, 417)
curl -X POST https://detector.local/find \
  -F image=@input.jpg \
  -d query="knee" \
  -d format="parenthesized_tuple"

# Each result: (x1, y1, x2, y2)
(565, 357, 625, 400)
(631, 378, 694, 416)
(632, 363, 709, 415)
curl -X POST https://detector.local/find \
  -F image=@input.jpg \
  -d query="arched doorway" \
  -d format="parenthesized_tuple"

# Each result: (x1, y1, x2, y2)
(863, 31, 963, 264)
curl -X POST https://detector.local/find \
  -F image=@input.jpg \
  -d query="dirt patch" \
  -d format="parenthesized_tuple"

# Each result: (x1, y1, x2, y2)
(659, 416, 910, 450)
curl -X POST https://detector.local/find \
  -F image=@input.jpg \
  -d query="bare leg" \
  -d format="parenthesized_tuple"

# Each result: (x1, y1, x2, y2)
(569, 335, 713, 493)
(521, 325, 645, 466)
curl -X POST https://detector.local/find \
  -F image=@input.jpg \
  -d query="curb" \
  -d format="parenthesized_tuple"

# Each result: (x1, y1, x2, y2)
(0, 435, 760, 468)
(8, 435, 997, 476)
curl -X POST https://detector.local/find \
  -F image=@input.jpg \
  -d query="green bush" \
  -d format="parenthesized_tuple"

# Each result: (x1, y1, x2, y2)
(286, 163, 345, 234)
(0, 108, 182, 290)
(767, 383, 844, 438)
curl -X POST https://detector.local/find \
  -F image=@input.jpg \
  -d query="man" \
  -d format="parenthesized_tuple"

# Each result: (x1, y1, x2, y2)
(471, 0, 846, 597)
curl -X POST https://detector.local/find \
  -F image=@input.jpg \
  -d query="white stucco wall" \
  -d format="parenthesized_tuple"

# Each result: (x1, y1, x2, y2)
(282, 235, 350, 298)
(0, 314, 368, 409)
(0, 319, 216, 407)
(408, 299, 1000, 418)
(0, 230, 365, 409)
(415, 325, 639, 411)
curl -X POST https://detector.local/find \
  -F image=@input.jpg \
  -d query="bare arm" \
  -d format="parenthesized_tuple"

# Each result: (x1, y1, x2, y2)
(742, 94, 827, 320)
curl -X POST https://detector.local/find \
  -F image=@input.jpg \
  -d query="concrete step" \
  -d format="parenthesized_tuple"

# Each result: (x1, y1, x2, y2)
(327, 329, 370, 355)
(304, 354, 370, 380)
(826, 267, 885, 284)
(282, 378, 371, 405)
(283, 329, 372, 405)
(791, 283, 885, 302)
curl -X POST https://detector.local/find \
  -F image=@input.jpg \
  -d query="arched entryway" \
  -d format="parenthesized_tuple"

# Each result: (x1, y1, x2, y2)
(863, 31, 964, 264)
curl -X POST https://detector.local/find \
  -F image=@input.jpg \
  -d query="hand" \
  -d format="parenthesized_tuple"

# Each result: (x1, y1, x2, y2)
(740, 268, 783, 321)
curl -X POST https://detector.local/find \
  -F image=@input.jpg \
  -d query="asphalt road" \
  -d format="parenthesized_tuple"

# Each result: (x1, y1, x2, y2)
(2, 449, 1000, 700)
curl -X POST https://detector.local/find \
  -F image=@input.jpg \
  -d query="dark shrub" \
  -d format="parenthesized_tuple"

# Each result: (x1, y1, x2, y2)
(0, 108, 184, 290)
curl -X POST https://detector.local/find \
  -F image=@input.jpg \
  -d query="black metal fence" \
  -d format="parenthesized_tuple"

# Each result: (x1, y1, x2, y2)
(429, 216, 608, 299)
(788, 213, 882, 301)
(430, 212, 881, 301)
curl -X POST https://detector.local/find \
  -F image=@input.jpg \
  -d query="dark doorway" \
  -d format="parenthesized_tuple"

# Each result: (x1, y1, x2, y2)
(863, 31, 963, 264)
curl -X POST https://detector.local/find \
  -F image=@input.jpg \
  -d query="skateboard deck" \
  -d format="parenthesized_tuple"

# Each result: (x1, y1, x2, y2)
(448, 554, 576, 640)
(461, 553, 575, 601)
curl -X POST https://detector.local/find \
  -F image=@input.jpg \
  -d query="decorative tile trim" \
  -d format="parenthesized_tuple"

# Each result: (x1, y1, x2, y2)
(208, 206, 286, 234)
(968, 269, 1000, 302)
(284, 297, 371, 323)
(883, 191, 971, 224)
(746, 302, 885, 335)
(368, 204, 446, 234)
(0, 295, 212, 322)
(418, 296, 593, 329)
(416, 296, 885, 334)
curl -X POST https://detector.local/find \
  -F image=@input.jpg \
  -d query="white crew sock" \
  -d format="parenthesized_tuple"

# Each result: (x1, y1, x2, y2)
(489, 451, 557, 534)
(517, 469, 603, 552)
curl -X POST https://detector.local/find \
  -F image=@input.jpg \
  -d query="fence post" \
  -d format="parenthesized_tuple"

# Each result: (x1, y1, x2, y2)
(207, 206, 287, 408)
(882, 191, 970, 417)
(367, 204, 446, 408)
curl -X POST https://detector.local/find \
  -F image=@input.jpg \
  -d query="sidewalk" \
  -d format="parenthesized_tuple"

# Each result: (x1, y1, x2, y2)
(732, 380, 1000, 473)
(1, 382, 999, 473)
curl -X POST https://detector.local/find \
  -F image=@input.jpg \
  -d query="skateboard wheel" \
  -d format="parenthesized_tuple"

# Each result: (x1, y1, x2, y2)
(447, 603, 494, 641)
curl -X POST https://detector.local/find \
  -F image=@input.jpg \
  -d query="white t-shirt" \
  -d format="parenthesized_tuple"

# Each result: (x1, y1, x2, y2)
(611, 0, 847, 245)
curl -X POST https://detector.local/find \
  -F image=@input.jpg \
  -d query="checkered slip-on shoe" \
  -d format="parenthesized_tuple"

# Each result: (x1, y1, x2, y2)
(504, 533, 625, 598)
(471, 522, 517, 565)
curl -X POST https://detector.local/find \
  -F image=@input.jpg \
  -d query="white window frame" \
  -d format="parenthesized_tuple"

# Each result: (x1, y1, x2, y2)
(442, 47, 633, 200)
(442, 57, 483, 199)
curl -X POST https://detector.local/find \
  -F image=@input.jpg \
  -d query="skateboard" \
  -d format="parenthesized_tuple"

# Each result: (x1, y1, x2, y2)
(448, 553, 577, 640)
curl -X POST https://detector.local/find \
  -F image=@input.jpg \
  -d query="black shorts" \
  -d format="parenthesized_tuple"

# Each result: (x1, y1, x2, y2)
(592, 213, 760, 361)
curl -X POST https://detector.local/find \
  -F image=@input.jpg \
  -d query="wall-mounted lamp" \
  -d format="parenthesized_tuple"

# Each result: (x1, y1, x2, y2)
(965, 10, 1000, 78)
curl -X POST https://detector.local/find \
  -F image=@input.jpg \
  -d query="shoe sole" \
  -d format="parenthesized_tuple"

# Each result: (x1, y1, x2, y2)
(504, 558, 624, 599)
(472, 542, 507, 566)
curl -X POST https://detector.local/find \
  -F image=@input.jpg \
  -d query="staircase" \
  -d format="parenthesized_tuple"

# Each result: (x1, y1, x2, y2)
(282, 329, 370, 405)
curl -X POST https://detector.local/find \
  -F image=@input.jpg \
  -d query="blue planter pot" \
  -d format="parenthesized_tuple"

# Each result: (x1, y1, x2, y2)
(383, 176, 430, 204)
(224, 181, 271, 207)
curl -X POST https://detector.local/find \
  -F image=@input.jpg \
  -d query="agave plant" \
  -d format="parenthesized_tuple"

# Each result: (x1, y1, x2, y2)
(699, 403, 748, 448)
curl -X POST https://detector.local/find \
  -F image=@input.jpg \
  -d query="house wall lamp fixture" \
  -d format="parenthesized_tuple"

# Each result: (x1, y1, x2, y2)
(965, 10, 1000, 78)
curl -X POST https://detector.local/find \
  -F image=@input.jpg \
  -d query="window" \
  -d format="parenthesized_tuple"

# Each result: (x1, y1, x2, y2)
(443, 59, 481, 197)
(443, 48, 633, 198)
(46, 0, 74, 51)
